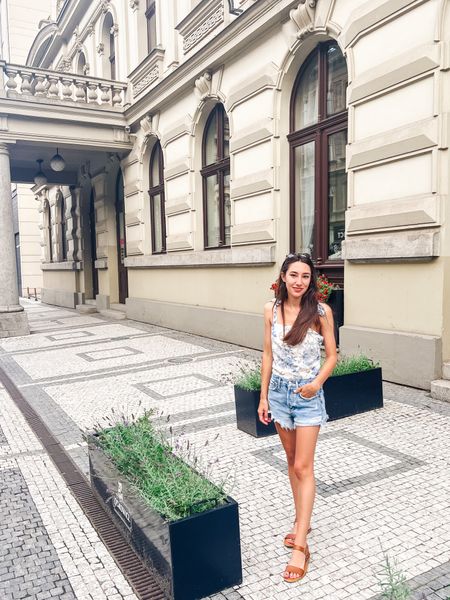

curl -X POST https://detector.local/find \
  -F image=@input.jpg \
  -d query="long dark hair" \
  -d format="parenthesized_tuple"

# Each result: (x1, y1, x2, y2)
(275, 253, 319, 346)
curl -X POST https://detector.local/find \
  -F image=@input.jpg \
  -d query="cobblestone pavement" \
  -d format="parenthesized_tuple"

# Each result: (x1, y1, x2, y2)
(0, 300, 449, 600)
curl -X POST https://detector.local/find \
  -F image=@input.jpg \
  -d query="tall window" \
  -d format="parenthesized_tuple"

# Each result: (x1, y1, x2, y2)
(202, 104, 230, 249)
(102, 13, 116, 79)
(146, 1, 157, 53)
(149, 141, 166, 254)
(289, 41, 348, 284)
(76, 51, 87, 75)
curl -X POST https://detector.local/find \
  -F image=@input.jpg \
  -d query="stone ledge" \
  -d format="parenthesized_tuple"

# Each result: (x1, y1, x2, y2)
(340, 324, 441, 390)
(124, 244, 275, 268)
(95, 258, 108, 269)
(342, 229, 440, 262)
(41, 261, 82, 271)
(41, 288, 78, 309)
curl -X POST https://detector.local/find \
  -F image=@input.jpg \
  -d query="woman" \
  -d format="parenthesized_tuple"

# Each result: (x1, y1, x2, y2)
(258, 253, 337, 583)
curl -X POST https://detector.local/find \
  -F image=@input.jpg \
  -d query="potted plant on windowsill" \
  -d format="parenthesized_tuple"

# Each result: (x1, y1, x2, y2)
(324, 355, 383, 421)
(233, 366, 277, 438)
(87, 411, 242, 600)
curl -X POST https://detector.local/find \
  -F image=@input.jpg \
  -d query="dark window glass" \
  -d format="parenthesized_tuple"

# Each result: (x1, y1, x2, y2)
(202, 104, 230, 249)
(149, 141, 166, 254)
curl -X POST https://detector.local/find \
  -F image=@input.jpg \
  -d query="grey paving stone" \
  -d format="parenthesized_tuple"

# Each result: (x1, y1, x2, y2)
(0, 467, 74, 600)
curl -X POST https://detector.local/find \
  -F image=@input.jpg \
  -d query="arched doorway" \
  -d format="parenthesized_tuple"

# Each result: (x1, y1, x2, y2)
(115, 171, 128, 304)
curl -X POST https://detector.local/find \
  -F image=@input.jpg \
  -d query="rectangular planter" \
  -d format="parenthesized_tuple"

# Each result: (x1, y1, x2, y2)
(234, 385, 277, 438)
(88, 436, 242, 600)
(324, 367, 383, 421)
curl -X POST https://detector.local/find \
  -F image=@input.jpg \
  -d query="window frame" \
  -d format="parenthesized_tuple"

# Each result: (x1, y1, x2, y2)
(109, 27, 116, 80)
(146, 0, 157, 53)
(149, 141, 167, 254)
(201, 104, 231, 250)
(288, 41, 348, 285)
(59, 194, 68, 261)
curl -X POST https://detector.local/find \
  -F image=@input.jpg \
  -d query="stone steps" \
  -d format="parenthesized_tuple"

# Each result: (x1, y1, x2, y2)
(85, 299, 97, 306)
(431, 379, 450, 402)
(76, 304, 98, 314)
(110, 303, 126, 313)
(99, 308, 127, 320)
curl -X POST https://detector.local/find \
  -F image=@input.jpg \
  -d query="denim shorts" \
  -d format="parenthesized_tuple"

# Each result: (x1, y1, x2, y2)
(268, 373, 328, 430)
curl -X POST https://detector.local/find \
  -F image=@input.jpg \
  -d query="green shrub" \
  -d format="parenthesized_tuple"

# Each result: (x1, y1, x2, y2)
(234, 367, 261, 391)
(94, 411, 227, 522)
(331, 355, 379, 377)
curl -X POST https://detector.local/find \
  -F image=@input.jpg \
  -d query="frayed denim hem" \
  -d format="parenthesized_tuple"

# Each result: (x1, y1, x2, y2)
(272, 417, 295, 431)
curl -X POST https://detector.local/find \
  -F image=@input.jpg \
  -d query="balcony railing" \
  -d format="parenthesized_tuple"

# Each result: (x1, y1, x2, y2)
(0, 61, 128, 109)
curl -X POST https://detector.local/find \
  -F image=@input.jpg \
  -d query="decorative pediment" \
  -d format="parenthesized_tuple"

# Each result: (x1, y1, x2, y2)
(290, 1, 317, 40)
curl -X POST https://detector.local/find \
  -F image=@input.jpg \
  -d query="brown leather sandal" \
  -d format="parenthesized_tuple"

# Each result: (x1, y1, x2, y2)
(284, 526, 312, 548)
(283, 543, 310, 583)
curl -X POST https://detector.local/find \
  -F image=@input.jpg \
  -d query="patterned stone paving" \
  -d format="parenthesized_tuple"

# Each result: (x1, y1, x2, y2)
(0, 299, 449, 600)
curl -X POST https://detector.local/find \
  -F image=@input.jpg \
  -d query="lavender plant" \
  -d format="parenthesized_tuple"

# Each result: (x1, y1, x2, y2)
(91, 408, 229, 522)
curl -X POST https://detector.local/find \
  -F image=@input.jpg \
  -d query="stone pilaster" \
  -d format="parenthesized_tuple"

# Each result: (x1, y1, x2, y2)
(0, 144, 29, 337)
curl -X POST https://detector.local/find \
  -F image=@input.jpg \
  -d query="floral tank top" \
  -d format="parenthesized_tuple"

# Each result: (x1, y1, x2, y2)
(271, 300, 324, 381)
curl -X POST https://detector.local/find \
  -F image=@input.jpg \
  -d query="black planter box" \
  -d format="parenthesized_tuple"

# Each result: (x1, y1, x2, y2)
(88, 436, 242, 600)
(234, 386, 277, 438)
(324, 367, 383, 421)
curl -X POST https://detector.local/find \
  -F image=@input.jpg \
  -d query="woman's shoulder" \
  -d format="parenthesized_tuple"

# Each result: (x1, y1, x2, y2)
(264, 299, 277, 313)
(318, 302, 332, 317)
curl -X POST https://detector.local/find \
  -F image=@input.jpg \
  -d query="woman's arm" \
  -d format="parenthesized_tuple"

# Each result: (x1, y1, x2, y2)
(258, 301, 274, 425)
(297, 303, 337, 398)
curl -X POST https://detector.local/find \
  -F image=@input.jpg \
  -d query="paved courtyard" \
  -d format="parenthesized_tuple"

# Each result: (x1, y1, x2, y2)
(0, 300, 449, 600)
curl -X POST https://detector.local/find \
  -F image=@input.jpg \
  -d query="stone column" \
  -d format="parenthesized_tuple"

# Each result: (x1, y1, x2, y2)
(0, 143, 30, 337)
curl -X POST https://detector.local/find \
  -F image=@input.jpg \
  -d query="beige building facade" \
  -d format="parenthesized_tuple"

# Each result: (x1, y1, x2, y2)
(1, 0, 449, 396)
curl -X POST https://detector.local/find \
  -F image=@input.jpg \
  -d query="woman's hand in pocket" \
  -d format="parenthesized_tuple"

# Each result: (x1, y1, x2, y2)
(295, 381, 320, 399)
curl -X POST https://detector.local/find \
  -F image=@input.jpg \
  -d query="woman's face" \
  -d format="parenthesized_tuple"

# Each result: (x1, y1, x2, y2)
(282, 260, 311, 300)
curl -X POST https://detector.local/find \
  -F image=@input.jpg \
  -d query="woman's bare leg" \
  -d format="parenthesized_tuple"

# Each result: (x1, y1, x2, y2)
(284, 425, 320, 579)
(275, 423, 299, 529)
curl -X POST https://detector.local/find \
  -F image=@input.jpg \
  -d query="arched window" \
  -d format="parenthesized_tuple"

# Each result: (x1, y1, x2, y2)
(44, 200, 53, 262)
(76, 51, 87, 75)
(149, 141, 166, 254)
(201, 104, 230, 249)
(289, 41, 348, 284)
(102, 13, 116, 79)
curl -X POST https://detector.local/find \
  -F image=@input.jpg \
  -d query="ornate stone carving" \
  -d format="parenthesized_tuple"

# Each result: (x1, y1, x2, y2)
(140, 114, 154, 136)
(129, 0, 139, 8)
(183, 6, 224, 53)
(101, 0, 111, 13)
(111, 23, 119, 36)
(133, 66, 159, 96)
(87, 24, 95, 37)
(195, 71, 212, 99)
(290, 0, 317, 40)
(97, 42, 104, 55)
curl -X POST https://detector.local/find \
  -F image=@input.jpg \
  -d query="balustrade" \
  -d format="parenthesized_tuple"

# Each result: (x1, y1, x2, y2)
(0, 62, 127, 108)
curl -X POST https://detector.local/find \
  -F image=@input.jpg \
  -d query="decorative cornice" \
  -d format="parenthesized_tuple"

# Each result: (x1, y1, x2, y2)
(129, 47, 165, 99)
(290, 0, 317, 40)
(176, 0, 225, 54)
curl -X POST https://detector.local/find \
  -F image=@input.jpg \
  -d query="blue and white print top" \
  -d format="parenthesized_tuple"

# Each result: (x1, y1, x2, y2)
(271, 300, 324, 381)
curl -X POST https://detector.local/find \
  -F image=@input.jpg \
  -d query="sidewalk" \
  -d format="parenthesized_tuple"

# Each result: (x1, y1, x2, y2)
(0, 300, 449, 600)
